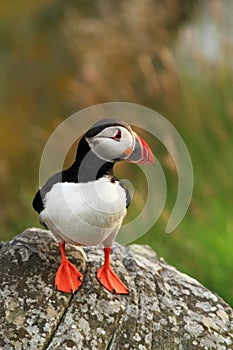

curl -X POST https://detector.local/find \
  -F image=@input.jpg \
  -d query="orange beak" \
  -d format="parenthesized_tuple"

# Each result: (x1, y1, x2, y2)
(126, 132, 154, 165)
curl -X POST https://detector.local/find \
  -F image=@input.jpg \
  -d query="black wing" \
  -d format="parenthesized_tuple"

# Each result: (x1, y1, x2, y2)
(32, 171, 64, 214)
(32, 154, 85, 215)
(118, 179, 131, 208)
(32, 189, 44, 214)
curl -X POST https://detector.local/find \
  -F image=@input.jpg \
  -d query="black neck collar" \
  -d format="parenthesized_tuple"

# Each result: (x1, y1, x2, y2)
(65, 137, 115, 183)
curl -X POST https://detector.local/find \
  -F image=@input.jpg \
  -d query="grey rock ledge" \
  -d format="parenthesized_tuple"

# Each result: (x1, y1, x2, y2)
(0, 228, 232, 350)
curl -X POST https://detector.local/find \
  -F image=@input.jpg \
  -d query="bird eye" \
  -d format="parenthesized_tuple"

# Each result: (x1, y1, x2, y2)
(113, 129, 122, 141)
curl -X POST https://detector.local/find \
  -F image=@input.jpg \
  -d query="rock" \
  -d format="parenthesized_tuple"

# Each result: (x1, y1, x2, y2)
(0, 228, 232, 350)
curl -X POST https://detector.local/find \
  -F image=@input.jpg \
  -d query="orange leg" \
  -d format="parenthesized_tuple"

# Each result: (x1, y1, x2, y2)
(96, 247, 129, 294)
(55, 242, 83, 294)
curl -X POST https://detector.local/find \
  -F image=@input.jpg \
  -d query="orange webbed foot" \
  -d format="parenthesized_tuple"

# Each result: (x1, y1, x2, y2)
(55, 242, 83, 294)
(96, 247, 129, 295)
(96, 265, 129, 294)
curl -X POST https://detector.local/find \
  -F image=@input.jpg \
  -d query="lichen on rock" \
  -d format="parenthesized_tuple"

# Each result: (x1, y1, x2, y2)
(0, 228, 232, 350)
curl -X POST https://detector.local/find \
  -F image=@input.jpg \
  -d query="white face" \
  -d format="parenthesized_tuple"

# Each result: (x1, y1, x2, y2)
(86, 126, 134, 162)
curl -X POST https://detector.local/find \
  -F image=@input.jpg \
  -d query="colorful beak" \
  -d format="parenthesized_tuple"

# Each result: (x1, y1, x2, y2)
(126, 132, 154, 164)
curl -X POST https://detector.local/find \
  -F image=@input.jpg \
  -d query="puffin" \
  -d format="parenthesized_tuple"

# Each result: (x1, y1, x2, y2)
(32, 119, 154, 295)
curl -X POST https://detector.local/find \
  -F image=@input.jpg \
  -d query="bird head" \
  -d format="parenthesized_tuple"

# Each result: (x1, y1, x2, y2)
(85, 119, 154, 164)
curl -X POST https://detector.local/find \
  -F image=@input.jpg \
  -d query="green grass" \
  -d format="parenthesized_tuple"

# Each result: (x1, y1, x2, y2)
(136, 67, 233, 306)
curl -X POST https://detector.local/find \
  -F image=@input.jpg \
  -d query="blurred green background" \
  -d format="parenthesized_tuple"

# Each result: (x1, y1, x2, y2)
(0, 1, 232, 306)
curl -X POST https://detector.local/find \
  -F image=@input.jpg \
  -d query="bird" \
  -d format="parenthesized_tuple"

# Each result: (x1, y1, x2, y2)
(32, 118, 154, 295)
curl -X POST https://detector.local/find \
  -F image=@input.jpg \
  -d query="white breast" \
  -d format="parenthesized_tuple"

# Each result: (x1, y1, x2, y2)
(40, 177, 127, 246)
